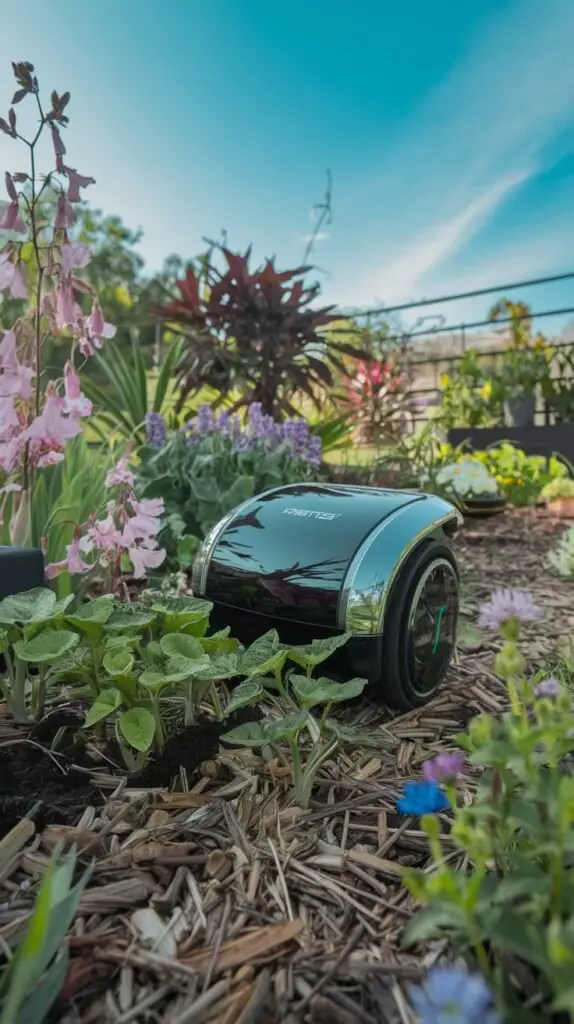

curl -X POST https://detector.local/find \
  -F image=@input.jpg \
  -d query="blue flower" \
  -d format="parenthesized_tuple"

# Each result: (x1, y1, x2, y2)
(145, 412, 167, 448)
(408, 966, 501, 1024)
(397, 780, 449, 816)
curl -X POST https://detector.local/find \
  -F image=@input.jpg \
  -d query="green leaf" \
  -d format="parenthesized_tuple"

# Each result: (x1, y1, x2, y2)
(84, 688, 123, 727)
(264, 710, 309, 743)
(118, 707, 156, 752)
(0, 628, 8, 654)
(238, 629, 287, 676)
(102, 648, 134, 677)
(290, 675, 367, 708)
(488, 910, 550, 972)
(287, 632, 352, 672)
(151, 596, 213, 636)
(14, 629, 79, 664)
(104, 609, 156, 634)
(194, 653, 239, 681)
(0, 588, 56, 626)
(226, 677, 266, 716)
(177, 534, 200, 569)
(65, 596, 114, 639)
(222, 720, 269, 747)
(160, 633, 205, 662)
(402, 903, 469, 948)
(202, 627, 239, 655)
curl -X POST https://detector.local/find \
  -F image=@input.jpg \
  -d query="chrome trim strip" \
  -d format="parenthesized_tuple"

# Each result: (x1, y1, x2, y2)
(338, 495, 461, 636)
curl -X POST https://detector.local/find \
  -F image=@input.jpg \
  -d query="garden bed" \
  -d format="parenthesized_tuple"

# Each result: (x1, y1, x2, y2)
(0, 508, 572, 1023)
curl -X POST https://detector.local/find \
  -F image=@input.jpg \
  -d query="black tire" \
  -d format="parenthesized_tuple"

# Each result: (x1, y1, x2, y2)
(377, 539, 459, 711)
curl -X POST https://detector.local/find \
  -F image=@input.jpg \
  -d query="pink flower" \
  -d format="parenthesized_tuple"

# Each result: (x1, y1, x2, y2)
(0, 437, 24, 474)
(61, 241, 91, 274)
(121, 498, 164, 545)
(0, 201, 26, 234)
(88, 301, 105, 337)
(0, 253, 28, 299)
(4, 172, 17, 202)
(54, 193, 75, 230)
(105, 455, 135, 488)
(63, 361, 92, 417)
(64, 167, 96, 203)
(46, 536, 91, 579)
(78, 301, 116, 357)
(23, 394, 83, 448)
(129, 543, 166, 579)
(37, 451, 65, 468)
(86, 513, 121, 551)
(0, 396, 20, 439)
(0, 330, 34, 400)
(423, 753, 464, 782)
(55, 280, 77, 328)
(50, 124, 66, 160)
(131, 497, 165, 519)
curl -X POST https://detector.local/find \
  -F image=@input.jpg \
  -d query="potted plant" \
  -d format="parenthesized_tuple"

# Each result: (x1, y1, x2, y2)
(433, 459, 507, 518)
(540, 345, 574, 424)
(540, 477, 574, 519)
(489, 300, 553, 427)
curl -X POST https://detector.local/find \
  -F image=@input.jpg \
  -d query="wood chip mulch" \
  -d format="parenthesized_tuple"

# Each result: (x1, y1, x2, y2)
(0, 507, 572, 1023)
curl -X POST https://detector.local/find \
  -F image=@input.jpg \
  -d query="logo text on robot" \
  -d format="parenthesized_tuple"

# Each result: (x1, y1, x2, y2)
(282, 508, 342, 520)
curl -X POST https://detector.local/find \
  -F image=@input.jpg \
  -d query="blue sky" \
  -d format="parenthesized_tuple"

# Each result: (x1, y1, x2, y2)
(3, 0, 574, 334)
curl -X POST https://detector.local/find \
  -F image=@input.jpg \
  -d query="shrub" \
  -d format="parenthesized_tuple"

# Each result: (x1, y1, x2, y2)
(136, 403, 323, 565)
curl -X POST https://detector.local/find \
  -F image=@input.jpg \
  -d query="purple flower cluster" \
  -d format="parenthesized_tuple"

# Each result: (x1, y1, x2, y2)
(478, 589, 541, 633)
(152, 402, 323, 465)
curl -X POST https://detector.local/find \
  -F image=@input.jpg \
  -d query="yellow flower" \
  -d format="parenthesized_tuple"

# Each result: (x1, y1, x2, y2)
(480, 381, 493, 400)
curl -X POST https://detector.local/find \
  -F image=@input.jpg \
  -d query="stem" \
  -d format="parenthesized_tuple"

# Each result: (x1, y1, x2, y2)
(209, 682, 223, 721)
(37, 665, 46, 720)
(10, 657, 30, 723)
(184, 680, 195, 726)
(272, 665, 292, 703)
(150, 695, 165, 752)
(289, 740, 305, 806)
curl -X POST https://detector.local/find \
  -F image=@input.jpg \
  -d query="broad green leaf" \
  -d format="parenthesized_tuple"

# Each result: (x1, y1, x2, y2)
(177, 534, 200, 569)
(84, 688, 123, 727)
(66, 596, 114, 639)
(239, 630, 286, 676)
(290, 675, 367, 708)
(160, 633, 205, 662)
(487, 911, 550, 972)
(138, 657, 199, 689)
(102, 648, 134, 677)
(0, 588, 56, 626)
(0, 628, 8, 654)
(193, 653, 239, 681)
(118, 707, 156, 752)
(287, 632, 352, 672)
(104, 609, 156, 635)
(202, 628, 239, 655)
(264, 710, 310, 743)
(222, 720, 269, 747)
(14, 629, 79, 664)
(226, 677, 266, 716)
(151, 596, 213, 636)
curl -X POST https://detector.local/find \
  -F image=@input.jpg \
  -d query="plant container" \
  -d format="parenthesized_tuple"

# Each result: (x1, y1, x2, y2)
(193, 483, 462, 710)
(547, 498, 574, 519)
(456, 495, 508, 519)
(0, 547, 45, 600)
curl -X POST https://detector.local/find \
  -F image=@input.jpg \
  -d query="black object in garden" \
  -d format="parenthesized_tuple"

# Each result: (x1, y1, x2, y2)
(0, 547, 45, 600)
(193, 483, 462, 711)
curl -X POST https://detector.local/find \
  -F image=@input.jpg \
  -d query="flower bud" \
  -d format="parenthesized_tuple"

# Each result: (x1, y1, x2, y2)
(495, 640, 526, 680)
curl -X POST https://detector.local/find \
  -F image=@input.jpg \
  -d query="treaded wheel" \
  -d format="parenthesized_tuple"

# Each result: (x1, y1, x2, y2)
(377, 540, 459, 711)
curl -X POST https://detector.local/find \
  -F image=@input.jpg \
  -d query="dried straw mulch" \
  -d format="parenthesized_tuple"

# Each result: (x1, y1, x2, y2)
(0, 508, 572, 1024)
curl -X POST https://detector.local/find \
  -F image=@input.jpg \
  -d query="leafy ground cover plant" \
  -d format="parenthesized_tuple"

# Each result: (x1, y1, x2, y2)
(222, 629, 382, 808)
(0, 846, 92, 1024)
(136, 402, 323, 564)
(0, 61, 115, 548)
(548, 526, 574, 580)
(396, 587, 574, 1022)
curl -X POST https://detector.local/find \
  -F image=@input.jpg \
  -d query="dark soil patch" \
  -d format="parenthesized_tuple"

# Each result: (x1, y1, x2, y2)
(135, 706, 261, 789)
(0, 707, 103, 839)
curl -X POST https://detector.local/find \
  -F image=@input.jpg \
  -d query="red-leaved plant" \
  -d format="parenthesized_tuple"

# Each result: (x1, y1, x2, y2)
(0, 61, 166, 586)
(344, 356, 412, 445)
(151, 243, 360, 418)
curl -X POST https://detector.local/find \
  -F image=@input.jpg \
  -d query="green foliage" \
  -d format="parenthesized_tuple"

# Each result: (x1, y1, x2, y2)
(136, 423, 321, 561)
(469, 443, 567, 507)
(541, 344, 574, 424)
(437, 352, 506, 429)
(0, 847, 92, 1024)
(308, 411, 354, 455)
(0, 436, 113, 599)
(549, 526, 574, 580)
(540, 477, 574, 502)
(81, 333, 185, 444)
(402, 627, 574, 1019)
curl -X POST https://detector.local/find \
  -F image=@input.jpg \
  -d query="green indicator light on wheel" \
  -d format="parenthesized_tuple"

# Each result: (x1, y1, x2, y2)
(432, 604, 448, 654)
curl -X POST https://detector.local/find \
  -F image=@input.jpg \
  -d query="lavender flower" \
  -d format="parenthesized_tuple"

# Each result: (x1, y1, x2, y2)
(408, 966, 501, 1024)
(534, 676, 560, 698)
(196, 403, 215, 434)
(145, 412, 167, 448)
(423, 753, 464, 782)
(478, 589, 541, 632)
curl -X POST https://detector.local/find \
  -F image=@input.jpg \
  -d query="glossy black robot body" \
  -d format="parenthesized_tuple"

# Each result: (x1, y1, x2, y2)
(193, 483, 462, 710)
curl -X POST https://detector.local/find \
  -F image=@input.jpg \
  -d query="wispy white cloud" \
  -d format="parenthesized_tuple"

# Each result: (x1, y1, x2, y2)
(335, 0, 574, 308)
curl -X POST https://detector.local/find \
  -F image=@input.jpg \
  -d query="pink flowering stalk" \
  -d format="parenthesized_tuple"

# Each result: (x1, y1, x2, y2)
(0, 61, 115, 545)
(46, 452, 166, 589)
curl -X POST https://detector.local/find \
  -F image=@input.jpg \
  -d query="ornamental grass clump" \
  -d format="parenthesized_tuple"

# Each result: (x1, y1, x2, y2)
(397, 587, 574, 1021)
